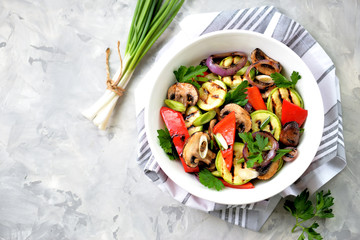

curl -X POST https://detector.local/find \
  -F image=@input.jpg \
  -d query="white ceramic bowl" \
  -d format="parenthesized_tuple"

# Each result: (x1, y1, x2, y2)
(145, 30, 324, 205)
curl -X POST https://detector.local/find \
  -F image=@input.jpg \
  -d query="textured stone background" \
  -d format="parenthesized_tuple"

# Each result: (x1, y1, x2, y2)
(0, 0, 359, 239)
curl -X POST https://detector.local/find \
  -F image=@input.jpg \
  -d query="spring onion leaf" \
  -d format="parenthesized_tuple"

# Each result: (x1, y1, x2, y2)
(214, 133, 228, 150)
(284, 189, 334, 240)
(164, 99, 186, 112)
(224, 80, 249, 106)
(271, 71, 301, 88)
(198, 169, 225, 191)
(272, 148, 292, 162)
(157, 128, 178, 160)
(260, 116, 271, 130)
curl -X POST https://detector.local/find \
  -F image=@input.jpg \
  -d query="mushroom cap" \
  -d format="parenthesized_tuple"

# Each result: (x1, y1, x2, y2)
(167, 82, 199, 108)
(280, 121, 300, 147)
(250, 48, 282, 75)
(182, 132, 215, 168)
(282, 147, 299, 162)
(257, 159, 281, 180)
(220, 103, 252, 133)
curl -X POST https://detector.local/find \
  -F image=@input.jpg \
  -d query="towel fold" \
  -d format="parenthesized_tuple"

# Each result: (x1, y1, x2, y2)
(135, 6, 346, 231)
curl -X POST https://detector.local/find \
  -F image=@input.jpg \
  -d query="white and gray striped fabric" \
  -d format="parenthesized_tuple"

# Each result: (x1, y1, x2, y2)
(135, 6, 346, 231)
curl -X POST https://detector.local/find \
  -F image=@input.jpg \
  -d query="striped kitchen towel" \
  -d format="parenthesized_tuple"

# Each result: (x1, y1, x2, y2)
(135, 6, 346, 231)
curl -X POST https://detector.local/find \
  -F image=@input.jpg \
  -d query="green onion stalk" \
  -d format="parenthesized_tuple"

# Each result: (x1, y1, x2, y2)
(82, 0, 185, 130)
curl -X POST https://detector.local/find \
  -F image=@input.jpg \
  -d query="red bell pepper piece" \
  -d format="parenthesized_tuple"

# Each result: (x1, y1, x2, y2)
(219, 179, 255, 189)
(281, 99, 308, 127)
(246, 86, 267, 110)
(160, 107, 199, 173)
(213, 111, 236, 171)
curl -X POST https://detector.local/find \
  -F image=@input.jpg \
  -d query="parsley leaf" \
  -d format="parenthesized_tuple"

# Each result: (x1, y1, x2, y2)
(157, 128, 178, 160)
(304, 222, 322, 240)
(284, 189, 334, 240)
(315, 190, 335, 218)
(255, 133, 268, 151)
(238, 132, 269, 168)
(173, 65, 208, 89)
(198, 169, 225, 191)
(224, 80, 249, 106)
(271, 71, 301, 88)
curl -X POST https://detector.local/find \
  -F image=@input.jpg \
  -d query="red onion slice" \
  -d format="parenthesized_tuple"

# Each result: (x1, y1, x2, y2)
(206, 52, 247, 77)
(245, 59, 281, 89)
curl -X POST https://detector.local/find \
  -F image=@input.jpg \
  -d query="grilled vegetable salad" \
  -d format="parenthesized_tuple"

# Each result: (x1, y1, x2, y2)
(157, 48, 308, 190)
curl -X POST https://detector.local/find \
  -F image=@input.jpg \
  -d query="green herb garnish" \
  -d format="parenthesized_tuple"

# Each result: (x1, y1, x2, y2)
(259, 116, 271, 130)
(238, 132, 269, 168)
(284, 189, 335, 240)
(271, 71, 301, 88)
(198, 169, 225, 191)
(272, 148, 292, 162)
(157, 128, 178, 160)
(224, 80, 249, 106)
(173, 65, 208, 89)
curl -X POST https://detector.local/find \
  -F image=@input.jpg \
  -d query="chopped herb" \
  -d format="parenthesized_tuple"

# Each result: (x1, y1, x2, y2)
(224, 80, 249, 106)
(272, 148, 292, 162)
(210, 139, 214, 150)
(284, 189, 334, 240)
(236, 157, 245, 164)
(238, 132, 269, 168)
(173, 65, 209, 89)
(198, 169, 225, 191)
(259, 116, 271, 130)
(271, 71, 301, 88)
(157, 128, 178, 160)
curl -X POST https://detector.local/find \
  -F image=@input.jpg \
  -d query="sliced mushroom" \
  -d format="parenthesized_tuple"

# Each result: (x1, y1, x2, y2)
(167, 82, 199, 108)
(260, 85, 276, 101)
(257, 159, 281, 180)
(280, 121, 300, 147)
(183, 132, 216, 168)
(250, 48, 282, 75)
(205, 162, 217, 172)
(220, 103, 252, 133)
(208, 119, 217, 143)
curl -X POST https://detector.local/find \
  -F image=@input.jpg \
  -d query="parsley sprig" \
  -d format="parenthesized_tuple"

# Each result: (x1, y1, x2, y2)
(224, 80, 249, 106)
(271, 71, 301, 88)
(238, 132, 269, 168)
(173, 65, 208, 89)
(284, 189, 334, 240)
(198, 169, 225, 191)
(157, 128, 178, 160)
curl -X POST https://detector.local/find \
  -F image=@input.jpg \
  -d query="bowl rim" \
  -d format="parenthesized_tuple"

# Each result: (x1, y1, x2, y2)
(144, 29, 324, 205)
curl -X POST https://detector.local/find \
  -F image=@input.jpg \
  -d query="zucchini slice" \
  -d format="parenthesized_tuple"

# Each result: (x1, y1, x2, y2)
(222, 75, 243, 89)
(215, 144, 258, 185)
(184, 106, 203, 136)
(197, 80, 227, 111)
(267, 87, 304, 119)
(250, 110, 282, 140)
